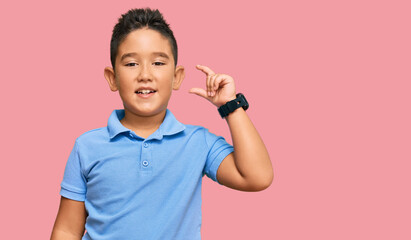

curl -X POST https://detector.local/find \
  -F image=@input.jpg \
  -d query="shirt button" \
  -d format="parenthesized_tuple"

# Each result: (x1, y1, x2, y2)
(143, 143, 149, 148)
(142, 160, 149, 167)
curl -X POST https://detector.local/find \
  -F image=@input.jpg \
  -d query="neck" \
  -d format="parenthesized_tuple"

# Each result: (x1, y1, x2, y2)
(120, 109, 166, 138)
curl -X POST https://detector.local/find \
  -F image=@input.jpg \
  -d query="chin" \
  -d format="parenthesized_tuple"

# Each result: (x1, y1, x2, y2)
(127, 106, 167, 118)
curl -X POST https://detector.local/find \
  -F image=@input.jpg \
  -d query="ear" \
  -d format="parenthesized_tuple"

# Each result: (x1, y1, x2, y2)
(172, 65, 185, 90)
(104, 67, 118, 92)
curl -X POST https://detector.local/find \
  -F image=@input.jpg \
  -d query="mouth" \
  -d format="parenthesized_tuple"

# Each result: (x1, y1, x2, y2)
(135, 89, 157, 95)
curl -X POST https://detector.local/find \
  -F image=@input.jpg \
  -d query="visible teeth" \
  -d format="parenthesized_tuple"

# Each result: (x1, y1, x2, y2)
(137, 90, 154, 94)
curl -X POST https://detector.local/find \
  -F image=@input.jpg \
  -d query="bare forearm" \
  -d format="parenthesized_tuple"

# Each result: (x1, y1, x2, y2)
(226, 107, 273, 189)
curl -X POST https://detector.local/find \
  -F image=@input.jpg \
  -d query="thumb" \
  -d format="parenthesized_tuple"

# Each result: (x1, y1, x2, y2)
(189, 88, 208, 99)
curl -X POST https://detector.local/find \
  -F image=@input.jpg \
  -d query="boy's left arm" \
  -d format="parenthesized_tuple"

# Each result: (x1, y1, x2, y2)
(190, 65, 273, 191)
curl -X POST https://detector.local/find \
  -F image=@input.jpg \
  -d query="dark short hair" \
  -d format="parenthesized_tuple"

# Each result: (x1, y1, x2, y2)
(110, 8, 178, 69)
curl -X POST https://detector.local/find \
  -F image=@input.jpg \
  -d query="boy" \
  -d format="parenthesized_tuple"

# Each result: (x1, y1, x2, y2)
(51, 8, 272, 240)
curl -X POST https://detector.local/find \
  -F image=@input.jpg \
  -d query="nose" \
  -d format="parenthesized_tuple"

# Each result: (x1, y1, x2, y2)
(137, 63, 152, 82)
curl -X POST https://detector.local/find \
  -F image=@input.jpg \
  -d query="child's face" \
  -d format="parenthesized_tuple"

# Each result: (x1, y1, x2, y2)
(105, 28, 184, 118)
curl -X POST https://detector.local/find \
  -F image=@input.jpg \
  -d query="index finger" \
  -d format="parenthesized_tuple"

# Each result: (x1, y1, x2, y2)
(196, 65, 215, 76)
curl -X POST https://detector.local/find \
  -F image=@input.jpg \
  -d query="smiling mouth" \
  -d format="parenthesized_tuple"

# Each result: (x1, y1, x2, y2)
(135, 90, 157, 94)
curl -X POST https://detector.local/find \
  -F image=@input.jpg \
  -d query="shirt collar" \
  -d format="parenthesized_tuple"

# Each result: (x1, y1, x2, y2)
(107, 109, 185, 140)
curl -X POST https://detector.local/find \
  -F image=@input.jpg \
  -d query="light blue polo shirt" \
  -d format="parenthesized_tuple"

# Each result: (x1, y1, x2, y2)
(60, 109, 234, 240)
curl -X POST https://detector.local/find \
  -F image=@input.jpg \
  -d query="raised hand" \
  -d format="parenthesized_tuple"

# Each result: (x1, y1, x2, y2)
(189, 65, 237, 107)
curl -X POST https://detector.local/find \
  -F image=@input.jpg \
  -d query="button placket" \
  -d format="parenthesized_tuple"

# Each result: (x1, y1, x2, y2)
(141, 141, 152, 172)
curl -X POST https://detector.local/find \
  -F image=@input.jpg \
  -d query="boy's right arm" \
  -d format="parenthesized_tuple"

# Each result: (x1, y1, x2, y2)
(51, 197, 87, 240)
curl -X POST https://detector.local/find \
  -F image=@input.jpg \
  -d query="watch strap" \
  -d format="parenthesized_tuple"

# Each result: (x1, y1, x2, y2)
(218, 93, 248, 118)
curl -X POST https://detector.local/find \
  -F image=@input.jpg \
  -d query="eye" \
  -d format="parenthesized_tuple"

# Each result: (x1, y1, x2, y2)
(153, 62, 165, 66)
(125, 63, 138, 67)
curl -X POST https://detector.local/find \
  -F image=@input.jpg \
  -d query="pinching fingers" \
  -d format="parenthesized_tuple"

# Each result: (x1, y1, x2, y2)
(196, 65, 215, 76)
(197, 65, 217, 97)
(189, 87, 208, 99)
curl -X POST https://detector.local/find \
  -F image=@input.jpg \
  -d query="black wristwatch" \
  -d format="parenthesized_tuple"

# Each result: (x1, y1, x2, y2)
(218, 93, 249, 118)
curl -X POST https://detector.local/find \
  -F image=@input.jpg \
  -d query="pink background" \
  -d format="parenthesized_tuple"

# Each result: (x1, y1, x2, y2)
(1, 0, 410, 239)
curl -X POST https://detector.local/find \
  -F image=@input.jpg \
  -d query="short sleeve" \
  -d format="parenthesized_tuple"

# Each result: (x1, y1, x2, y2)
(60, 140, 87, 201)
(203, 129, 234, 184)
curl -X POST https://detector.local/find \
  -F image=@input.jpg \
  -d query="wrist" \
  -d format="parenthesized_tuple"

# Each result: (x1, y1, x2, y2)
(216, 94, 236, 108)
(217, 93, 249, 118)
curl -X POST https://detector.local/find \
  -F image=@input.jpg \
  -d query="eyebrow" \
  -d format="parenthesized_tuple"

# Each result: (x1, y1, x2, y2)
(120, 52, 170, 61)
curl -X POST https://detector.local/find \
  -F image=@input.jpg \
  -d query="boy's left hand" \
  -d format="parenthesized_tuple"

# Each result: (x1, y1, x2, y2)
(189, 65, 236, 107)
